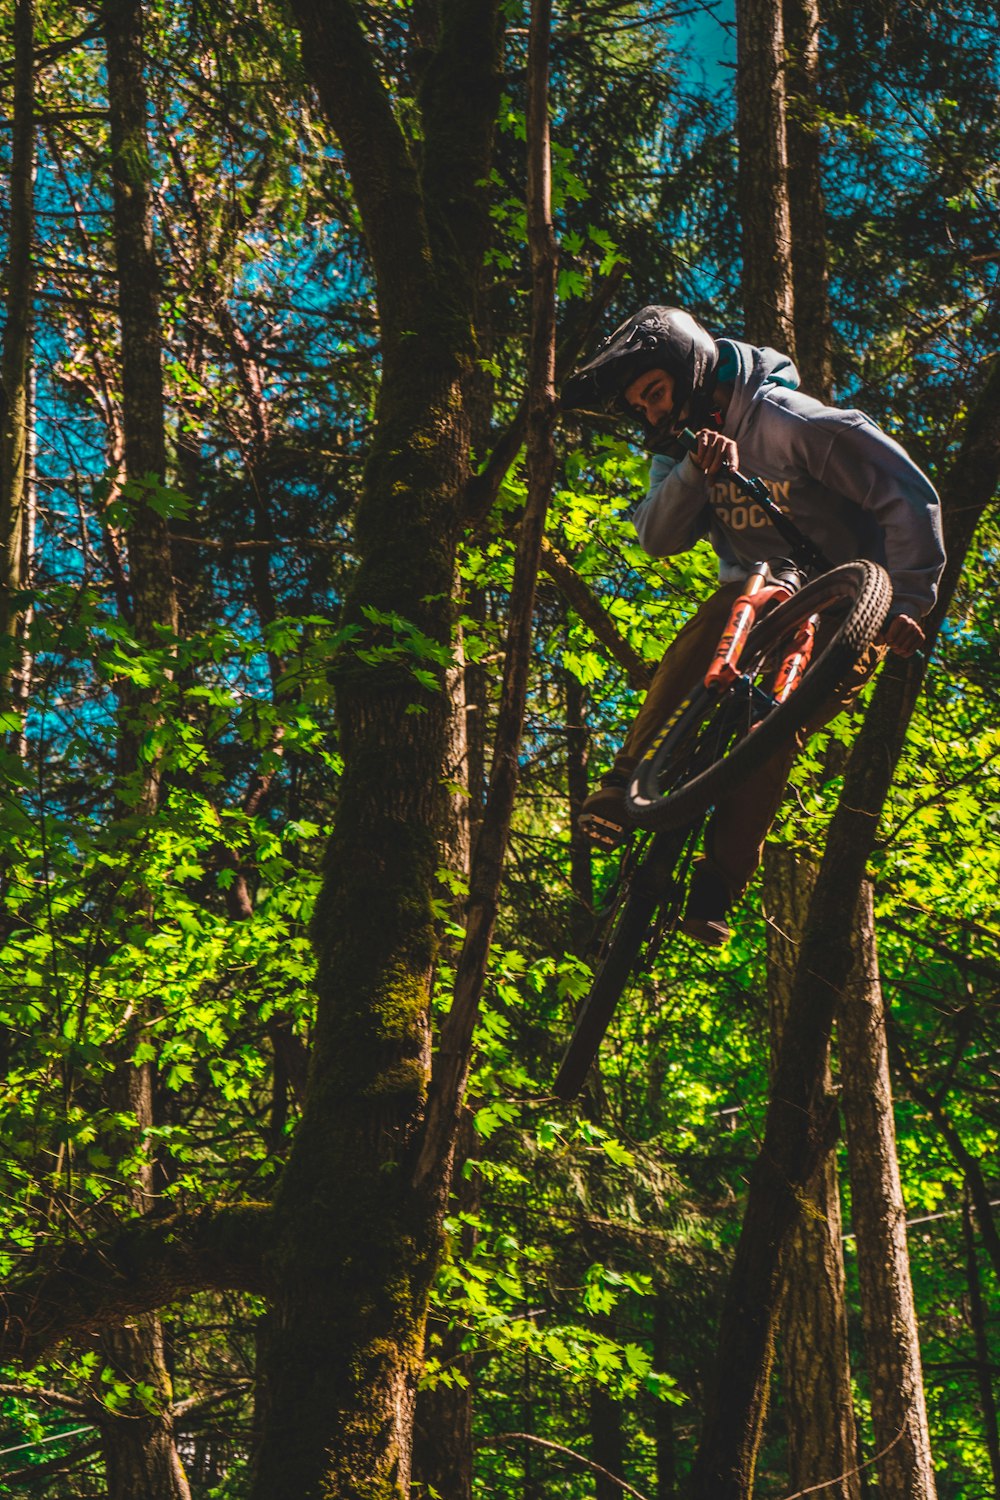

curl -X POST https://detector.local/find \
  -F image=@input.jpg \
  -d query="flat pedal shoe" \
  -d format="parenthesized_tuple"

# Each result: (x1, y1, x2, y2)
(680, 864, 733, 946)
(678, 912, 732, 946)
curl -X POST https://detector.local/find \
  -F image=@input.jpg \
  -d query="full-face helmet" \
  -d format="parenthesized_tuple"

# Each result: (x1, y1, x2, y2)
(560, 305, 720, 443)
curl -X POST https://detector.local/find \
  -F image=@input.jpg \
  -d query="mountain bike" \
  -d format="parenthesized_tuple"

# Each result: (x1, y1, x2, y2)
(554, 435, 891, 1101)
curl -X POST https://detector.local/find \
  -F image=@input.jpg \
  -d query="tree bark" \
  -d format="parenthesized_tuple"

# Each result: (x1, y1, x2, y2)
(838, 881, 937, 1500)
(961, 1196, 1000, 1494)
(414, 0, 557, 1189)
(653, 1298, 677, 1499)
(0, 0, 34, 696)
(591, 1381, 626, 1500)
(97, 1319, 191, 1500)
(565, 668, 593, 954)
(101, 3, 186, 1494)
(784, 0, 835, 399)
(736, 0, 796, 352)
(763, 845, 860, 1500)
(105, 0, 177, 652)
(411, 1115, 478, 1500)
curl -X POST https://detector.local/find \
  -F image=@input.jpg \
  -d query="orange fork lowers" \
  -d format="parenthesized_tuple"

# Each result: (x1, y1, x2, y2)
(771, 611, 819, 702)
(704, 565, 794, 691)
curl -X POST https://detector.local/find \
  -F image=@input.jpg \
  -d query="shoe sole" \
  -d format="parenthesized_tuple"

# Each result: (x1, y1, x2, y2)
(679, 917, 731, 947)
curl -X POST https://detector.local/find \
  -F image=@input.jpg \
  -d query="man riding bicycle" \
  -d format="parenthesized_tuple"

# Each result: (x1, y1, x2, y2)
(561, 305, 946, 944)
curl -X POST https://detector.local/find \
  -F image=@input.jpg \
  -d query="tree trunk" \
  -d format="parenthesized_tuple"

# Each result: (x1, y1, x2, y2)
(100, 3, 187, 1495)
(565, 668, 593, 953)
(763, 845, 860, 1500)
(105, 0, 177, 653)
(96, 1053, 190, 1500)
(98, 1320, 191, 1500)
(445, 614, 473, 880)
(411, 1112, 479, 1500)
(838, 881, 937, 1500)
(247, 0, 506, 1482)
(784, 0, 835, 399)
(653, 1299, 678, 1500)
(251, 352, 471, 1500)
(735, 0, 796, 351)
(961, 1196, 1000, 1493)
(591, 1381, 626, 1500)
(0, 0, 34, 695)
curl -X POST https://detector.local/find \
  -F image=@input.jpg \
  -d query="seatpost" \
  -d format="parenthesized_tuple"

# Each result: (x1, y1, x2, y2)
(677, 428, 833, 575)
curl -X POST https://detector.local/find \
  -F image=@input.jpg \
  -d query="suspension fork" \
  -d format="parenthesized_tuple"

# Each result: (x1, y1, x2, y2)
(704, 565, 794, 691)
(771, 611, 820, 702)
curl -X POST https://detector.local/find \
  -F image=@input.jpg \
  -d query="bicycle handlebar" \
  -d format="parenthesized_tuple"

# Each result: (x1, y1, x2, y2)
(677, 427, 833, 575)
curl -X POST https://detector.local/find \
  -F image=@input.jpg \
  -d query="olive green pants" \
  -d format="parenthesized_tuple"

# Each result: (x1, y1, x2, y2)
(616, 583, 886, 897)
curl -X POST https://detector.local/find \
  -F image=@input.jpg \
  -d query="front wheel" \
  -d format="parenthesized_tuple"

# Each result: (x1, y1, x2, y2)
(626, 561, 891, 832)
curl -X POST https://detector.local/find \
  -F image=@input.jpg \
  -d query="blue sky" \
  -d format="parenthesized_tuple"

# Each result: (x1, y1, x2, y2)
(673, 0, 737, 93)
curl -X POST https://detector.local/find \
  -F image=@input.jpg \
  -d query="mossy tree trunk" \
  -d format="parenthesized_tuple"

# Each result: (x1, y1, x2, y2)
(249, 0, 505, 1494)
(255, 281, 480, 1500)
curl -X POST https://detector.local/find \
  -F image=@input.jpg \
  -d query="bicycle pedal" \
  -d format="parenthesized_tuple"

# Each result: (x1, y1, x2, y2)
(579, 813, 628, 850)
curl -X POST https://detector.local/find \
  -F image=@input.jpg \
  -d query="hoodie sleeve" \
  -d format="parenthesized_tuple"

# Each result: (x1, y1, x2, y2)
(631, 451, 711, 557)
(812, 416, 945, 620)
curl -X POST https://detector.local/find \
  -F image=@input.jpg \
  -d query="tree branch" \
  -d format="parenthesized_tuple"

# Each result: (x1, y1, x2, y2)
(0, 1382, 92, 1415)
(540, 537, 653, 689)
(463, 263, 625, 526)
(480, 1432, 653, 1500)
(286, 0, 432, 336)
(891, 1040, 1000, 1284)
(0, 1204, 272, 1367)
(172, 1382, 253, 1423)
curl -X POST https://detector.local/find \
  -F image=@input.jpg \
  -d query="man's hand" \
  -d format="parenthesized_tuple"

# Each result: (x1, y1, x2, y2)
(689, 428, 739, 475)
(881, 614, 925, 656)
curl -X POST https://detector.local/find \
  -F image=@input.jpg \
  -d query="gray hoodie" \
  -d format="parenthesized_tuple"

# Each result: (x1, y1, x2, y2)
(631, 339, 946, 620)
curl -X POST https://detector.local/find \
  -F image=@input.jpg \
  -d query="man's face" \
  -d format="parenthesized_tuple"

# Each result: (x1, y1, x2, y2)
(623, 367, 683, 434)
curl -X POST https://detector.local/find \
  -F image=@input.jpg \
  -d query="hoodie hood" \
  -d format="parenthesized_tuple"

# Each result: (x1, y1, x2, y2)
(718, 338, 800, 435)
